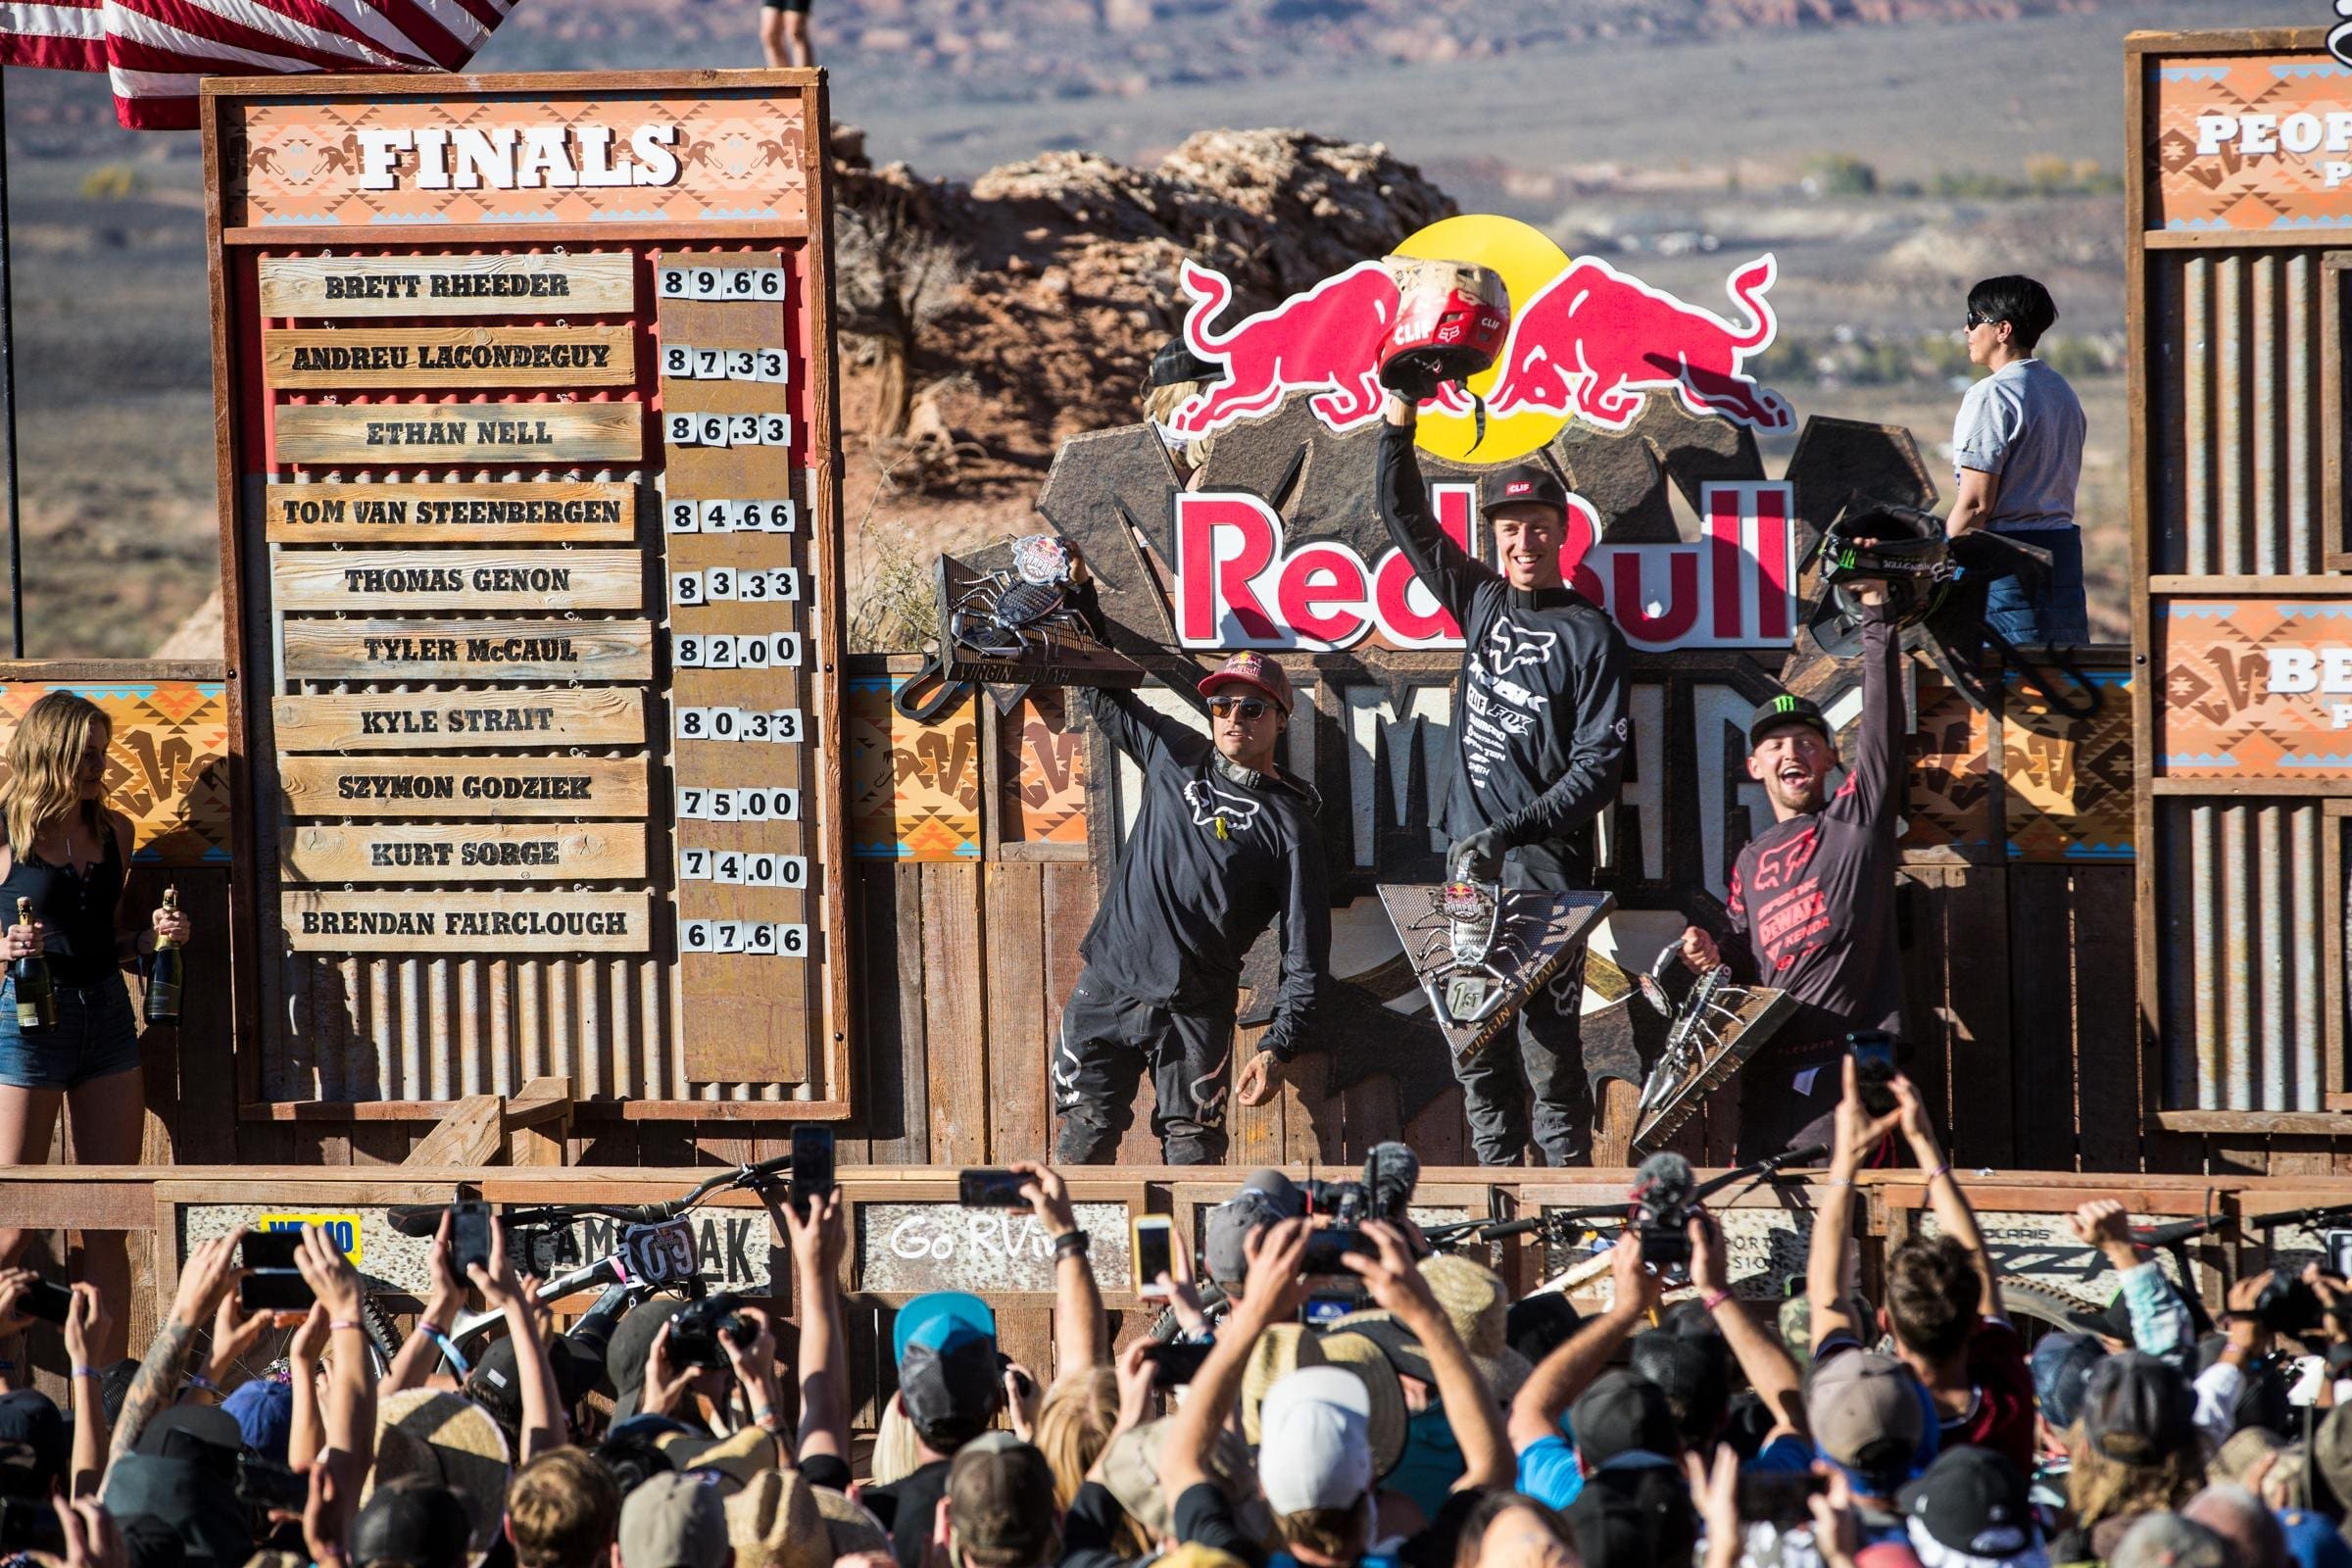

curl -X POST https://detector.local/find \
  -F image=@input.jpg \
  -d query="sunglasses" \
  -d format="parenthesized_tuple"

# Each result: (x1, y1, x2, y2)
(1209, 696, 1271, 720)
(1965, 311, 1993, 330)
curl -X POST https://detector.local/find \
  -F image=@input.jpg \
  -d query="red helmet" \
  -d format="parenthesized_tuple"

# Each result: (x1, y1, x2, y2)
(1378, 257, 1510, 393)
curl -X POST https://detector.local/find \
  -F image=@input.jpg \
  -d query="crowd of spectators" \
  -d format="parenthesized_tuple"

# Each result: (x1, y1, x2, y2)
(1, 1084, 2348, 1568)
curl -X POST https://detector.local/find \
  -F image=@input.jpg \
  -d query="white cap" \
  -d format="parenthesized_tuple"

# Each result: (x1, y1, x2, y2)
(1256, 1365, 1374, 1515)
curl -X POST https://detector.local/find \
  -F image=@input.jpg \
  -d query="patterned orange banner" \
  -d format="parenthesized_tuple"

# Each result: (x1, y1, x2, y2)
(2161, 600, 2352, 779)
(223, 91, 809, 230)
(847, 672, 980, 861)
(2147, 55, 2352, 232)
(0, 682, 231, 864)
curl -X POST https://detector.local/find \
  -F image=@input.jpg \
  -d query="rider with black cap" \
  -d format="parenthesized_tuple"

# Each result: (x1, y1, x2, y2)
(1375, 386, 1630, 1167)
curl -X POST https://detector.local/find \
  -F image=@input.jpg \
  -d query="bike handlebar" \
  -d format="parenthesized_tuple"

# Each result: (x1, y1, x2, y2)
(389, 1152, 796, 1239)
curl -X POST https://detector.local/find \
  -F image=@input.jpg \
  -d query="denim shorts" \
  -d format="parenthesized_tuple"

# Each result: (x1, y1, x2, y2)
(0, 974, 141, 1090)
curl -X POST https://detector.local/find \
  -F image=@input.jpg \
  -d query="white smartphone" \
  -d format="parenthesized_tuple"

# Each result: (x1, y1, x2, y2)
(1132, 1215, 1174, 1298)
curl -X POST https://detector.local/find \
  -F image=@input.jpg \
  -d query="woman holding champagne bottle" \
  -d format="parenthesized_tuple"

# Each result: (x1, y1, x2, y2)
(0, 693, 191, 1357)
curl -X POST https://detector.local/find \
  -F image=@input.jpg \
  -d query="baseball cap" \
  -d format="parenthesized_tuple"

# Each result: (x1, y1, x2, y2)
(468, 1329, 604, 1422)
(2028, 1333, 2106, 1432)
(2082, 1351, 2195, 1464)
(1150, 338, 1223, 388)
(1570, 1370, 1680, 1466)
(2111, 1513, 2230, 1568)
(101, 1453, 251, 1568)
(608, 1298, 689, 1421)
(1506, 1294, 1584, 1364)
(1197, 651, 1294, 715)
(1629, 1332, 1730, 1448)
(895, 1291, 998, 1365)
(352, 1480, 472, 1568)
(948, 1432, 1058, 1568)
(222, 1378, 293, 1466)
(617, 1471, 728, 1568)
(0, 1391, 67, 1490)
(1479, 463, 1568, 515)
(1203, 1170, 1305, 1290)
(134, 1404, 244, 1466)
(1256, 1365, 1374, 1514)
(1563, 1465, 1697, 1568)
(897, 1292, 1004, 1446)
(1897, 1446, 2041, 1568)
(1805, 1349, 1933, 1492)
(1749, 692, 1834, 750)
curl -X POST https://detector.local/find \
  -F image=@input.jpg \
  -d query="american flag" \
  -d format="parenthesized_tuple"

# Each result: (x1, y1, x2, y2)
(0, 0, 519, 129)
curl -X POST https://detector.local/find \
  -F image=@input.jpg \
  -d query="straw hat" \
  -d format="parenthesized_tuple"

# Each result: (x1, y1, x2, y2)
(366, 1389, 513, 1552)
(1419, 1254, 1536, 1403)
(1098, 1417, 1271, 1544)
(1240, 1323, 1326, 1446)
(813, 1484, 893, 1559)
(725, 1465, 827, 1568)
(660, 1426, 779, 1493)
(1314, 1331, 1408, 1480)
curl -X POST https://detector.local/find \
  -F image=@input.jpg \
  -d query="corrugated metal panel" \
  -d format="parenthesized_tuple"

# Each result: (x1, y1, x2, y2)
(2157, 800, 2328, 1110)
(2150, 252, 2328, 577)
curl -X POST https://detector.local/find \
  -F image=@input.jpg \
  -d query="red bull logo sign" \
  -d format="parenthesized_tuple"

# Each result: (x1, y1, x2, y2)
(1166, 214, 1792, 464)
(1173, 480, 1797, 654)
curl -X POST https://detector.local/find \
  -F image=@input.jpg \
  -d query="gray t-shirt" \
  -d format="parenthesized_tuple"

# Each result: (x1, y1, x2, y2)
(1951, 357, 2084, 532)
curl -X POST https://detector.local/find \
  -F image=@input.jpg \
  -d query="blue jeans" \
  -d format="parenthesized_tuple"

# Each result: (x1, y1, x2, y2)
(0, 974, 140, 1089)
(1984, 525, 2089, 648)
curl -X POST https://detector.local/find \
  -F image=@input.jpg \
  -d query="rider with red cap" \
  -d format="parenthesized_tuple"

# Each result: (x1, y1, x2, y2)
(1052, 652, 1332, 1165)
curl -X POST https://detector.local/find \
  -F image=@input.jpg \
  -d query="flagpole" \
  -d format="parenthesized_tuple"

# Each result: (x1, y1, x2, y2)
(0, 67, 23, 659)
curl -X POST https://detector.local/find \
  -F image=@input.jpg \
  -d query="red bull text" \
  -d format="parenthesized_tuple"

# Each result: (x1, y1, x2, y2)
(1172, 481, 1797, 653)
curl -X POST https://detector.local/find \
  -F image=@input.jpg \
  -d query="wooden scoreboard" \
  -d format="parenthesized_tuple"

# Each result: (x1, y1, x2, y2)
(202, 73, 852, 1115)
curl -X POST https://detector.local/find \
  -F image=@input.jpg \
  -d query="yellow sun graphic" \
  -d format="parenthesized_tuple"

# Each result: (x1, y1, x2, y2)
(1391, 214, 1573, 466)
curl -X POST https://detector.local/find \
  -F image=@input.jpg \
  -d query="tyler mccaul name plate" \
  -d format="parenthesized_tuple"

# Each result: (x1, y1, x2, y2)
(280, 619, 654, 682)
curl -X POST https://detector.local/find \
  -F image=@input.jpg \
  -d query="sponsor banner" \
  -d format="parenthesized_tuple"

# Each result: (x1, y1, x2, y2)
(2146, 54, 2352, 231)
(1172, 480, 1795, 653)
(2160, 599, 2352, 778)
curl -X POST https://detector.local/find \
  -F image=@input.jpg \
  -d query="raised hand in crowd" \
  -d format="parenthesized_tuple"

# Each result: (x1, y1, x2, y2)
(1684, 1443, 1742, 1568)
(1892, 1069, 2000, 1319)
(1807, 1056, 1898, 1352)
(1343, 1219, 1509, 1489)
(1160, 1215, 1311, 1507)
(775, 1183, 851, 1470)
(1806, 1465, 1867, 1568)
(63, 1283, 111, 1497)
(296, 1221, 378, 1516)
(286, 1300, 331, 1470)
(52, 1494, 126, 1568)
(301, 1448, 346, 1568)
(1011, 1158, 1105, 1372)
(382, 1210, 466, 1395)
(1510, 1229, 1661, 1451)
(207, 1270, 286, 1396)
(0, 1265, 36, 1394)
(1689, 1208, 1802, 1436)
(466, 1215, 563, 1458)
(111, 1227, 242, 1464)
(721, 1302, 789, 1439)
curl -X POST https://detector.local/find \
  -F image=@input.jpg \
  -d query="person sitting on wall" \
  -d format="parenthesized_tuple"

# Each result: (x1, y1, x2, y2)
(1051, 649, 1330, 1165)
(1373, 386, 1630, 1168)
(1948, 274, 2089, 650)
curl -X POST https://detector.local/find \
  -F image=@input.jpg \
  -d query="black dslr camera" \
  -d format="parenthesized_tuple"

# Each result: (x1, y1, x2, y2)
(667, 1292, 760, 1370)
(1301, 1142, 1420, 1229)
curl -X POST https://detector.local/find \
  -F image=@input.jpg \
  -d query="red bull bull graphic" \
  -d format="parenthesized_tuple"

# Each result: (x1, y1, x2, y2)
(1171, 480, 1796, 654)
(1167, 235, 1792, 449)
(1481, 255, 1792, 433)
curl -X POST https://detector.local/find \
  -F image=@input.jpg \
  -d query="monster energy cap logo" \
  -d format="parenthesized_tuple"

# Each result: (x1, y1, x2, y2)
(1747, 691, 1832, 750)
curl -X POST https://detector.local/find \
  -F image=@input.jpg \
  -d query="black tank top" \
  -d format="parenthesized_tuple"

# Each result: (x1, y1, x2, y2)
(0, 808, 123, 986)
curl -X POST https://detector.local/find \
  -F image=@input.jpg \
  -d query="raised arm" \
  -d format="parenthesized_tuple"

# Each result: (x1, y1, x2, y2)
(1010, 1162, 1105, 1373)
(775, 1188, 852, 1469)
(466, 1220, 564, 1458)
(1377, 395, 1491, 623)
(381, 1215, 464, 1396)
(286, 1305, 328, 1471)
(2068, 1200, 2192, 1367)
(1688, 1212, 1802, 1436)
(111, 1230, 243, 1467)
(1161, 1218, 1310, 1505)
(1076, 686, 1208, 772)
(1508, 1233, 1661, 1450)
(1809, 1058, 1899, 1353)
(1892, 1073, 1999, 1319)
(1342, 1222, 1508, 1489)
(297, 1223, 379, 1479)
(63, 1286, 112, 1497)
(1830, 596, 1901, 824)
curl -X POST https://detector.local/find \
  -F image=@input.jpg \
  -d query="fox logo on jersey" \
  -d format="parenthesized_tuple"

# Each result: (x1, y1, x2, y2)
(1484, 618, 1559, 676)
(1183, 779, 1261, 836)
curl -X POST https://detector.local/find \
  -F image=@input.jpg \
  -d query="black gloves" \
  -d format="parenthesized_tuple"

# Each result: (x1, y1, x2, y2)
(1448, 828, 1510, 884)
(1379, 351, 1445, 406)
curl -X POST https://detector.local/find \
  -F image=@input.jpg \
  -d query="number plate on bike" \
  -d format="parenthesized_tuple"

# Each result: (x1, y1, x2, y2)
(622, 1220, 697, 1284)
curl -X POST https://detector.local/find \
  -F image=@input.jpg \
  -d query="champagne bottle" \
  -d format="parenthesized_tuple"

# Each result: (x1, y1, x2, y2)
(11, 896, 52, 1033)
(145, 885, 182, 1027)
